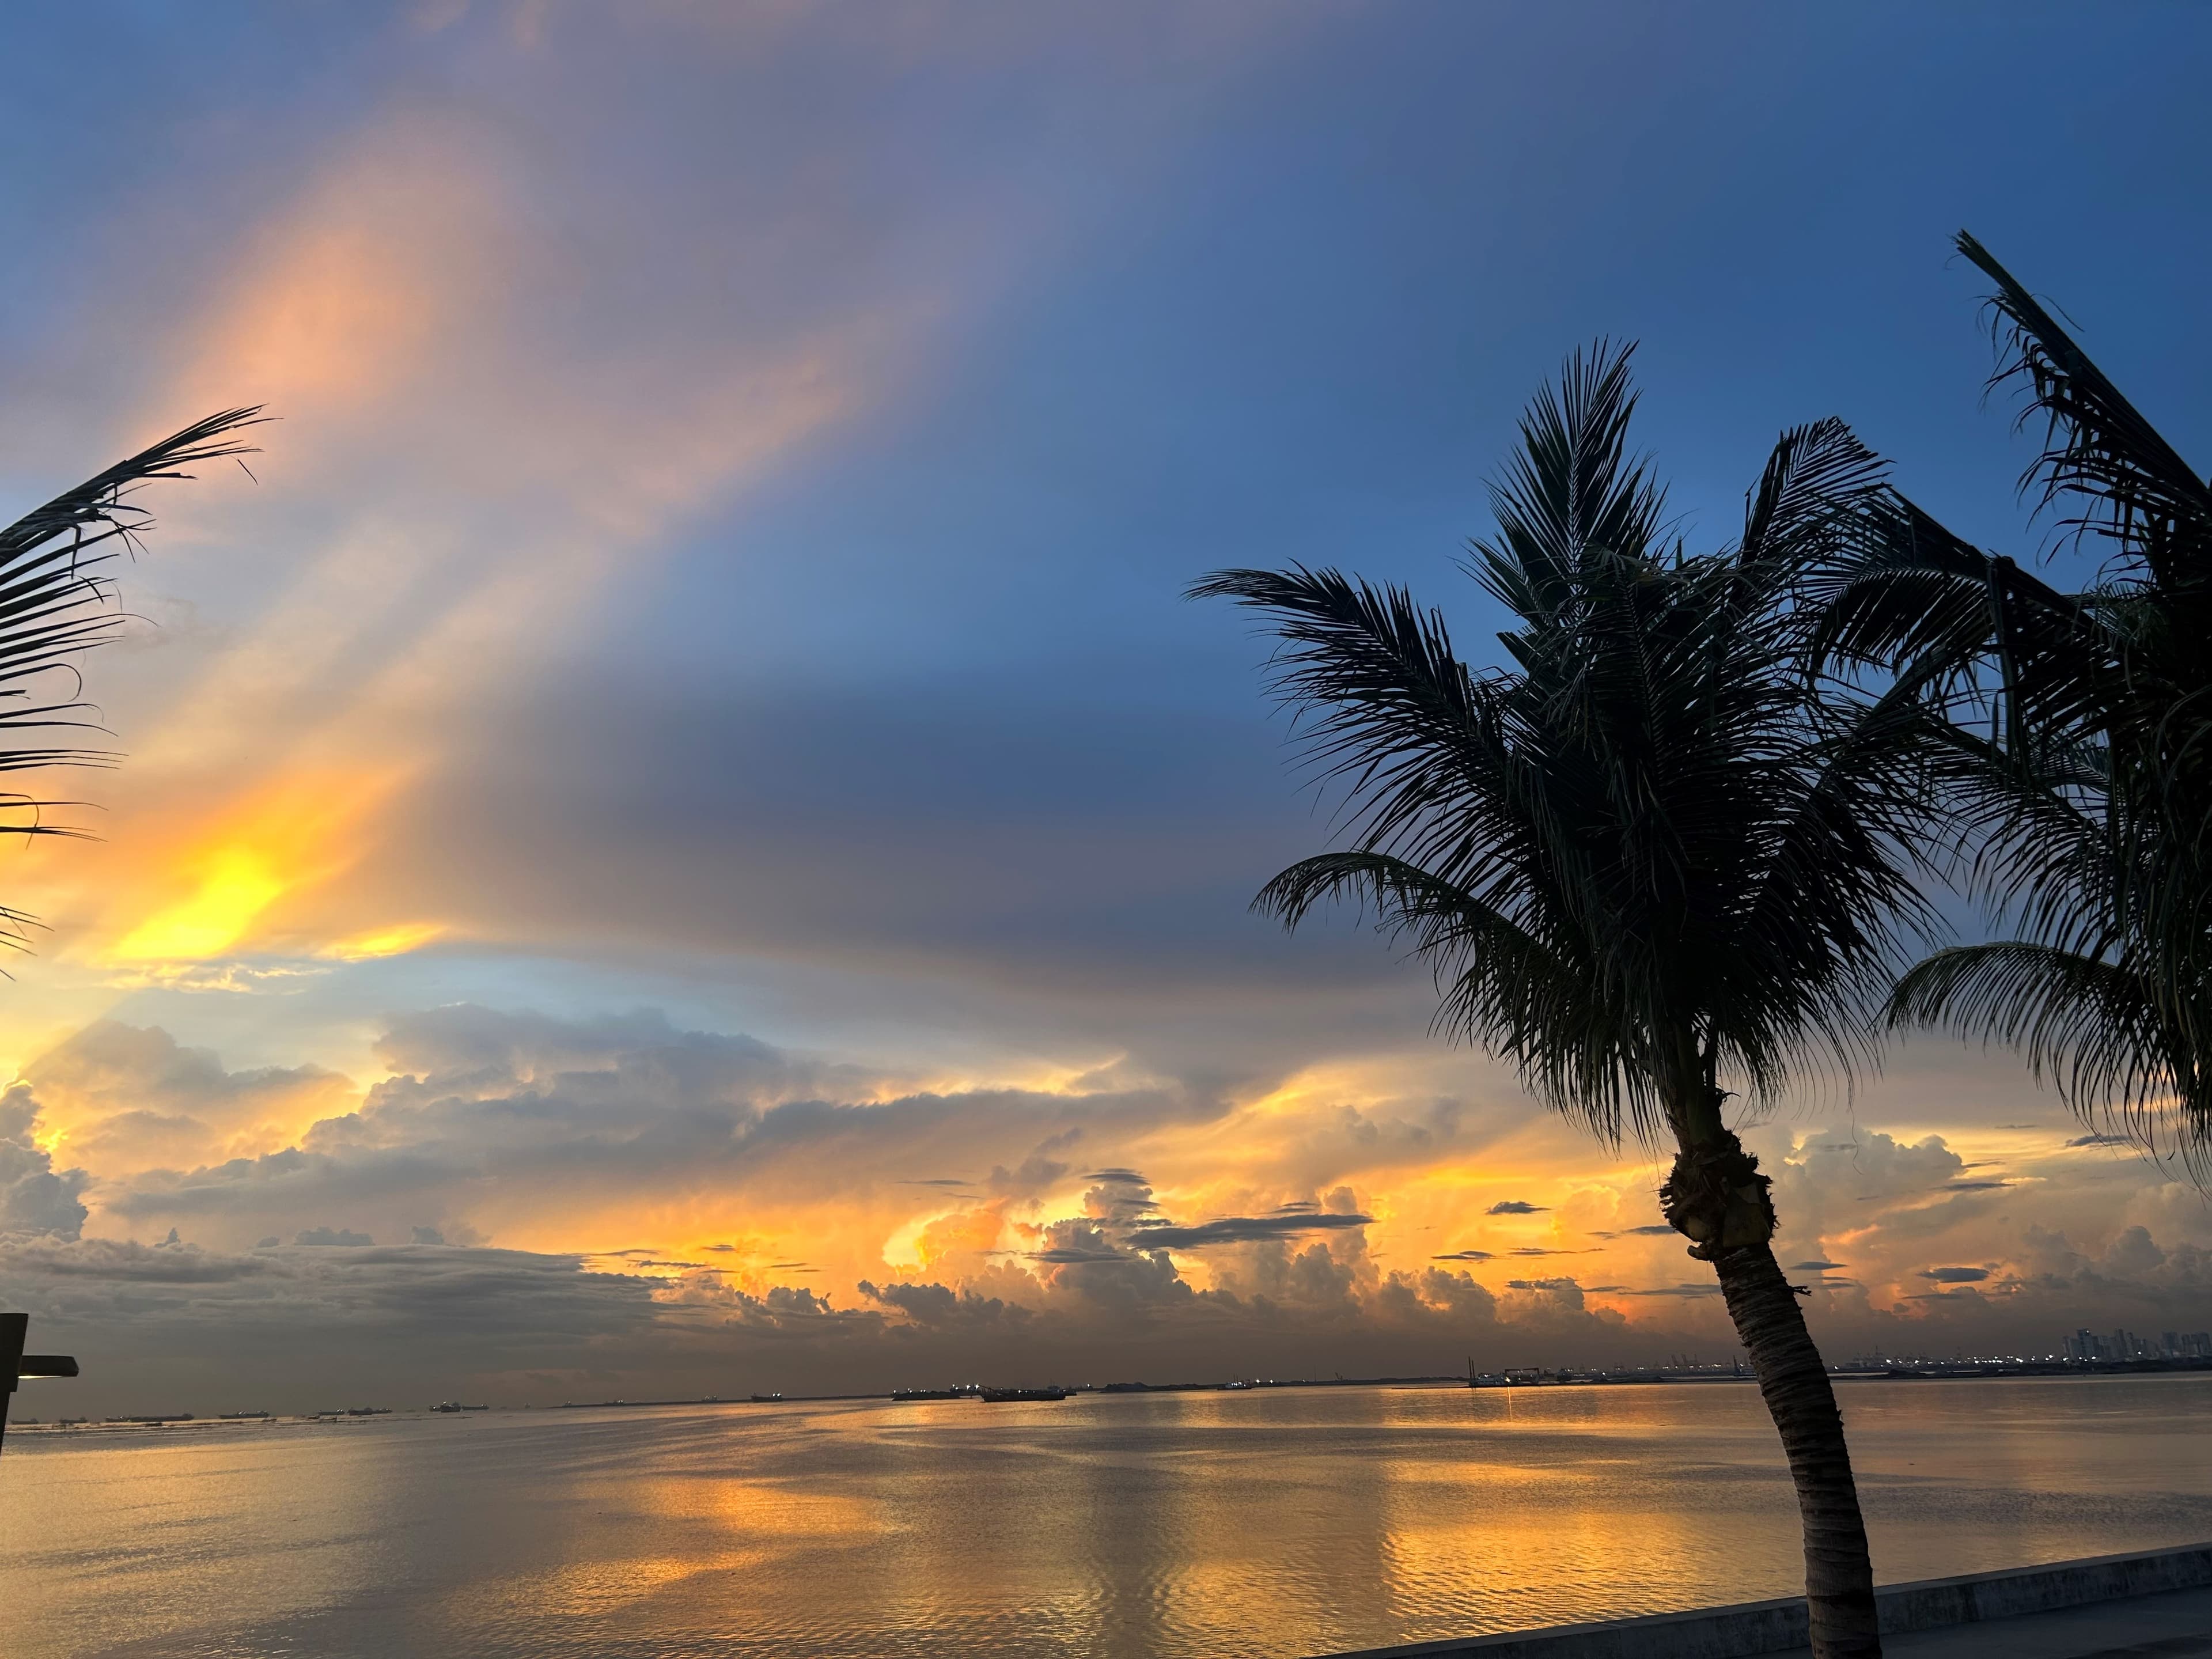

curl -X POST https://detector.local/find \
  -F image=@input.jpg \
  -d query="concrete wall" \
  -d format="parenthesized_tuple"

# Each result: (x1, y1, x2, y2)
(1313, 1542, 2212, 1659)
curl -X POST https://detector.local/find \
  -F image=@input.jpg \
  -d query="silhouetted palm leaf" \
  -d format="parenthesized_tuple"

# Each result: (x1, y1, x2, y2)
(1890, 941, 2204, 1148)
(0, 407, 263, 948)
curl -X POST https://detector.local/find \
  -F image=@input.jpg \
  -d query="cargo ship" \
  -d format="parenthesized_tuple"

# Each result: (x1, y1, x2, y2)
(978, 1385, 1068, 1403)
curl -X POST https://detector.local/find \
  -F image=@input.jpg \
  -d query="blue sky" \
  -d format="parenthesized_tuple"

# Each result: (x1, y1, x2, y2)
(0, 2, 2207, 1407)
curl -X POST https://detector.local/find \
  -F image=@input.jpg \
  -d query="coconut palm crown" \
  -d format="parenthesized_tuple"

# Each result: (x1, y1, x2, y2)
(1195, 344, 1946, 1659)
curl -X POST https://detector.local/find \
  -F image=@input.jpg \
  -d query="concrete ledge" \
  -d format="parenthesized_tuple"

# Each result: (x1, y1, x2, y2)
(1312, 1541, 2212, 1659)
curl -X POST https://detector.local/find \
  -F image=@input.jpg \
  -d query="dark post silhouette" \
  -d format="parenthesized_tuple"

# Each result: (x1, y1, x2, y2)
(1, 1312, 80, 1456)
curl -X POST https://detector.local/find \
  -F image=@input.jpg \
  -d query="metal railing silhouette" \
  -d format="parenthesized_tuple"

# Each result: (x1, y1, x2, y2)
(1, 1312, 79, 1455)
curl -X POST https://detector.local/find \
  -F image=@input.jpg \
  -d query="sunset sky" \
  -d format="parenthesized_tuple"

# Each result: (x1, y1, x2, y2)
(3, 2, 2210, 1414)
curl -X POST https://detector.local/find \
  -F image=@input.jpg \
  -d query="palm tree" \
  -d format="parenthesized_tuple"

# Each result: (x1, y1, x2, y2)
(1194, 348, 1948, 1659)
(1809, 233, 2212, 1157)
(0, 408, 263, 947)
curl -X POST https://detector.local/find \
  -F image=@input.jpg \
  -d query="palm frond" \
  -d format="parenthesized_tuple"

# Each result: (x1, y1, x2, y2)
(1955, 231, 2212, 589)
(1889, 940, 2206, 1151)
(1472, 340, 1667, 629)
(1185, 563, 1566, 900)
(0, 407, 261, 753)
(0, 407, 263, 927)
(1256, 849, 1658, 1142)
(1739, 418, 1891, 577)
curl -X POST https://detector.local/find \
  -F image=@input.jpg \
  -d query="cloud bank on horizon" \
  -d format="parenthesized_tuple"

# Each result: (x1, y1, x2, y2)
(0, 2, 2207, 1408)
(5, 1006, 2208, 1411)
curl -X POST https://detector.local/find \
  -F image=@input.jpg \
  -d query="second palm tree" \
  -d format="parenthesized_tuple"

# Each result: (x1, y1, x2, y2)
(1195, 346, 1949, 1659)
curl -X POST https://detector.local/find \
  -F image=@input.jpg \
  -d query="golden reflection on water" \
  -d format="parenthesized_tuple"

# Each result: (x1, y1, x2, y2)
(5, 1377, 2212, 1658)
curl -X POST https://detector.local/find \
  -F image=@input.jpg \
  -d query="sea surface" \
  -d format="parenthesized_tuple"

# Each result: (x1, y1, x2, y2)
(4, 1376, 2210, 1658)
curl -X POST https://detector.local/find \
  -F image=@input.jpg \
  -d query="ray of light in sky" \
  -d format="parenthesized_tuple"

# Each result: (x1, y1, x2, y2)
(0, 0, 2207, 1411)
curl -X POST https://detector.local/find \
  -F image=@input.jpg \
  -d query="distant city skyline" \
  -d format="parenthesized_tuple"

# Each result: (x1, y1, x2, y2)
(2067, 1329, 2212, 1363)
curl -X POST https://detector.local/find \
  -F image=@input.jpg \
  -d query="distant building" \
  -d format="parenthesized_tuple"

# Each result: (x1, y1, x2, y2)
(2064, 1327, 2212, 1362)
(2066, 1328, 2109, 1362)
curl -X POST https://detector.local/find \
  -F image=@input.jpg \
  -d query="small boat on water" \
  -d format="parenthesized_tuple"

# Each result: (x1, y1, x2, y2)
(431, 1402, 488, 1413)
(750, 1393, 783, 1403)
(978, 1386, 1068, 1403)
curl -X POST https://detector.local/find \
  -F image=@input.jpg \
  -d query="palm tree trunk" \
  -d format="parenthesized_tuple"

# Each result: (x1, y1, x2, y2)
(1664, 1107, 1881, 1659)
(1711, 1240, 1882, 1658)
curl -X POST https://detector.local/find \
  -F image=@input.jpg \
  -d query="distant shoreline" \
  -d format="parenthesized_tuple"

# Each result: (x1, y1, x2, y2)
(12, 1358, 2210, 1444)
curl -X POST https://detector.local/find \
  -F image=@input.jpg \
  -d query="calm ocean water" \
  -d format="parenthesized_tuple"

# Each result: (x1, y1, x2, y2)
(3, 1376, 2209, 1658)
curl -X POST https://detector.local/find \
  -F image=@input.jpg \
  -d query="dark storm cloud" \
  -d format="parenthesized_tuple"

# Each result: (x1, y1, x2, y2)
(1791, 1260, 1846, 1271)
(2066, 1134, 2133, 1148)
(2005, 1226, 2212, 1310)
(987, 1156, 1071, 1196)
(0, 1237, 666, 1351)
(1, 1235, 274, 1285)
(1487, 1200, 1546, 1215)
(1137, 1211, 1372, 1249)
(1612, 1284, 1726, 1298)
(857, 1280, 1030, 1328)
